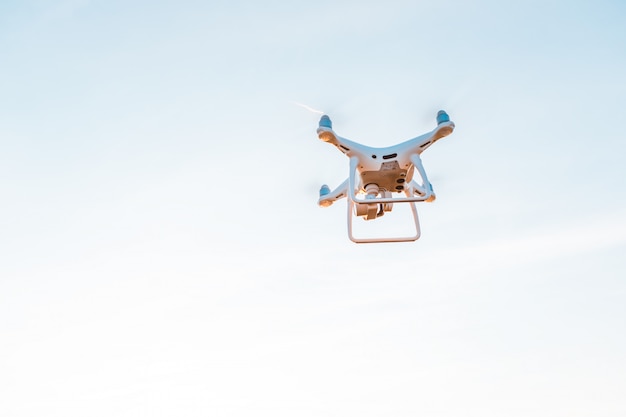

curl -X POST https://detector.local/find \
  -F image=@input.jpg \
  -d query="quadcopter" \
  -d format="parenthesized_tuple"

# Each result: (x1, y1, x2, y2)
(316, 110, 455, 243)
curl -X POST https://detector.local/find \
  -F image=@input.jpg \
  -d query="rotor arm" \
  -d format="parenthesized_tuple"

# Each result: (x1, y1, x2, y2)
(317, 128, 362, 156)
(405, 111, 455, 154)
(317, 115, 365, 157)
(318, 178, 349, 207)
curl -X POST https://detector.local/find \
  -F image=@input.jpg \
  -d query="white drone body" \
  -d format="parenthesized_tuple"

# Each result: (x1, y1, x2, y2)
(317, 110, 455, 243)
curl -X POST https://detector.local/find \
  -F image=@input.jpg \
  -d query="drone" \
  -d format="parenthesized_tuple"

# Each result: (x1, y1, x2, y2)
(316, 110, 455, 243)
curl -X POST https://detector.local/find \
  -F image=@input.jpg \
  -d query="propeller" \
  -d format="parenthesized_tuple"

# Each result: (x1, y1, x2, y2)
(291, 101, 324, 115)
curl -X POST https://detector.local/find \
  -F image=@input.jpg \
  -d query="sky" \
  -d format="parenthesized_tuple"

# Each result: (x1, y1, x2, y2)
(1, 0, 625, 416)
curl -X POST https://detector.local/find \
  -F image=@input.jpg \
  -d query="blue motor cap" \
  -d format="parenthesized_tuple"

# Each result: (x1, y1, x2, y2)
(436, 110, 450, 124)
(319, 115, 332, 129)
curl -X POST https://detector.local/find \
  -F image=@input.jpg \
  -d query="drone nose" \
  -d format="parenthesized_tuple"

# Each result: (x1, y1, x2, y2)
(319, 115, 332, 129)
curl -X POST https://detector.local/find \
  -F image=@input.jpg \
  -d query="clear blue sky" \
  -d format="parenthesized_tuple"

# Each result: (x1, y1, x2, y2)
(1, 1, 625, 416)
